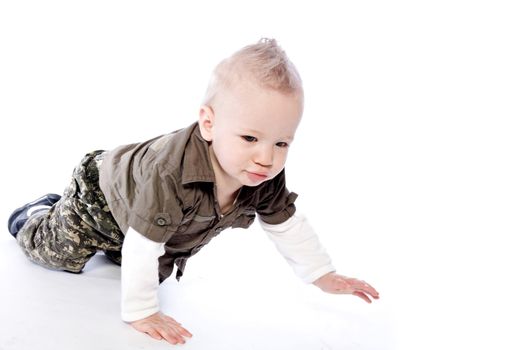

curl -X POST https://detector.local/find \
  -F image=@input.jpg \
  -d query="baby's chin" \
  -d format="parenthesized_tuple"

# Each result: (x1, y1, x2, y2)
(243, 181, 266, 187)
(242, 179, 267, 187)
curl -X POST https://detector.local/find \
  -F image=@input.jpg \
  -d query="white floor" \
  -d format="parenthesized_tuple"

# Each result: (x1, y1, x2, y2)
(0, 221, 394, 350)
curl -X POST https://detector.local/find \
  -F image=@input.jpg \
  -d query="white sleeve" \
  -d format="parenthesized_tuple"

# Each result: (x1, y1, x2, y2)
(258, 213, 336, 283)
(121, 227, 166, 322)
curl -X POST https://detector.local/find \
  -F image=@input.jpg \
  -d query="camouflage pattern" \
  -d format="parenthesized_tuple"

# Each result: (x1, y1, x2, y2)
(17, 150, 125, 273)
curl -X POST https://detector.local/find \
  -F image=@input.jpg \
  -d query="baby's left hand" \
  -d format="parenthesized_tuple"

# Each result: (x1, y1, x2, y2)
(313, 272, 380, 303)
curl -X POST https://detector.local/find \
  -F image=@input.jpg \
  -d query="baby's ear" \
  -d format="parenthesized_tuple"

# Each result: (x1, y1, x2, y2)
(198, 105, 214, 142)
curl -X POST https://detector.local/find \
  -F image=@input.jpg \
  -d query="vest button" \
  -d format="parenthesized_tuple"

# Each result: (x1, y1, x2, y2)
(154, 213, 171, 226)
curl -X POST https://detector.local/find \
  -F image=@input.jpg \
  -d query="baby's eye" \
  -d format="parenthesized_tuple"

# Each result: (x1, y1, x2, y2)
(242, 136, 257, 142)
(276, 142, 289, 148)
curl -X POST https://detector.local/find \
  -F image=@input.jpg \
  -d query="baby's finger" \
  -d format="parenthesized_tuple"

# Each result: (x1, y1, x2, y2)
(165, 315, 182, 325)
(333, 277, 352, 292)
(364, 282, 379, 297)
(174, 323, 193, 338)
(353, 291, 372, 303)
(144, 327, 163, 341)
(159, 327, 186, 345)
(164, 317, 192, 337)
(351, 279, 379, 298)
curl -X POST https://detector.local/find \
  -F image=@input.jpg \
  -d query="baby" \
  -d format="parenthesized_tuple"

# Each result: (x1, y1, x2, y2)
(8, 38, 379, 345)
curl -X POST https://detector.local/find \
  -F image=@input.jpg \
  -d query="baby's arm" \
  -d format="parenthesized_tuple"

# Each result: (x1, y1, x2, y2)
(258, 213, 336, 283)
(260, 213, 379, 302)
(121, 228, 192, 345)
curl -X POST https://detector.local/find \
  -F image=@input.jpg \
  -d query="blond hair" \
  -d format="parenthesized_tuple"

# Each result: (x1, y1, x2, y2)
(202, 38, 303, 106)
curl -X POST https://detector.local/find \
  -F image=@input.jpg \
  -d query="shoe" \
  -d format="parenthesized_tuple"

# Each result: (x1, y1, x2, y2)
(7, 193, 62, 238)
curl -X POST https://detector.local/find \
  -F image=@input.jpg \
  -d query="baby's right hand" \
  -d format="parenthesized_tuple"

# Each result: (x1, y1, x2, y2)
(129, 311, 193, 345)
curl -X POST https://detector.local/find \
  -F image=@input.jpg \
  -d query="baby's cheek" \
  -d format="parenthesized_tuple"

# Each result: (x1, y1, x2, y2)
(218, 146, 240, 166)
(275, 154, 288, 170)
(268, 166, 284, 181)
(230, 149, 249, 164)
(226, 153, 246, 171)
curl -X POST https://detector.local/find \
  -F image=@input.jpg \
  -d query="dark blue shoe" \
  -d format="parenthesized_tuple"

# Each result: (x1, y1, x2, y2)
(7, 193, 62, 238)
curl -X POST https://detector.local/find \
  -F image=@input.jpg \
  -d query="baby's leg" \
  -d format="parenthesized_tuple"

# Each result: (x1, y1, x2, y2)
(16, 151, 124, 273)
(16, 202, 95, 273)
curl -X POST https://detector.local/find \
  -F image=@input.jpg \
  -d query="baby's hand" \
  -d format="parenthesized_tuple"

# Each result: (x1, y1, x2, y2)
(129, 311, 193, 345)
(313, 272, 380, 303)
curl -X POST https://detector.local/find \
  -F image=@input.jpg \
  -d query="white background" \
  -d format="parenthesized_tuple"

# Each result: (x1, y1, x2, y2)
(0, 1, 524, 349)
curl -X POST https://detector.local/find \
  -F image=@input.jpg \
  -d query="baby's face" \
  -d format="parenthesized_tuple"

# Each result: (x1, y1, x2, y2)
(200, 80, 303, 191)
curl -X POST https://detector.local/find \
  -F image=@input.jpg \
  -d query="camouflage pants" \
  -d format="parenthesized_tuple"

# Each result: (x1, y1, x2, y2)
(17, 150, 125, 273)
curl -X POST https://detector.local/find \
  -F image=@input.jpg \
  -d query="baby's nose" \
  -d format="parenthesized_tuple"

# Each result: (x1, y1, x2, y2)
(254, 145, 273, 167)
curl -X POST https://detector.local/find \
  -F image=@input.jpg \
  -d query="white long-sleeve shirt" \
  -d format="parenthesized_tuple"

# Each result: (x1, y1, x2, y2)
(120, 227, 165, 322)
(258, 213, 336, 283)
(120, 213, 335, 322)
